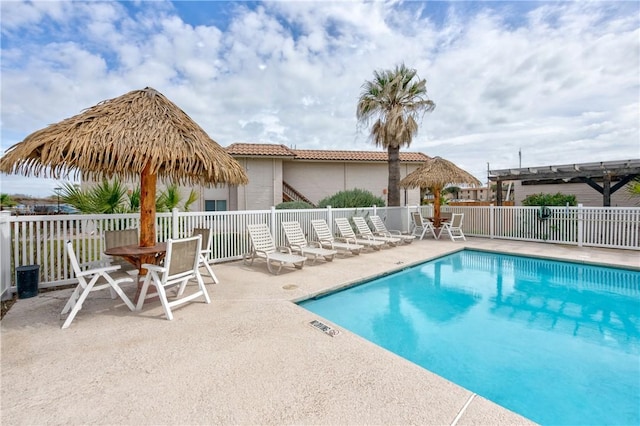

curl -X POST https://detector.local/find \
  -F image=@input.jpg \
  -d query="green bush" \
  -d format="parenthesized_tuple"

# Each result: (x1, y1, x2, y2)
(522, 192, 577, 206)
(318, 188, 386, 208)
(275, 201, 314, 209)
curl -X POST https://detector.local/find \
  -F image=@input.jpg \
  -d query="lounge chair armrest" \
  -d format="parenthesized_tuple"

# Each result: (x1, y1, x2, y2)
(276, 246, 292, 254)
(336, 236, 357, 245)
(308, 241, 322, 248)
(254, 249, 269, 258)
(317, 239, 335, 248)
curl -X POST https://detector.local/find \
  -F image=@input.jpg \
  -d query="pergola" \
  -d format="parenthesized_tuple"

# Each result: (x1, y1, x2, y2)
(488, 159, 640, 206)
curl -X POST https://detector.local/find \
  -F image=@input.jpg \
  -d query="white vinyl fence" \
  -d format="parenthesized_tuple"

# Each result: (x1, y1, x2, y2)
(1, 204, 638, 299)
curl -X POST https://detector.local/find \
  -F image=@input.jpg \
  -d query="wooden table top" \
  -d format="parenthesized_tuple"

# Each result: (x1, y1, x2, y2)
(104, 242, 167, 257)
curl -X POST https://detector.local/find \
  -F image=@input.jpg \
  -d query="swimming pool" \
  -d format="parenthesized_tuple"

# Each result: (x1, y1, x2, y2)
(299, 250, 640, 425)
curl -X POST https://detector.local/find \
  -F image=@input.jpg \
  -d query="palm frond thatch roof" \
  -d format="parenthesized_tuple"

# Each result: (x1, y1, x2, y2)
(0, 87, 248, 187)
(400, 156, 481, 189)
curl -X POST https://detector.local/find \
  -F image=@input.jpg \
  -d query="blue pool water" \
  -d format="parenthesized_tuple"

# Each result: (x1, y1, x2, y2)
(299, 250, 640, 425)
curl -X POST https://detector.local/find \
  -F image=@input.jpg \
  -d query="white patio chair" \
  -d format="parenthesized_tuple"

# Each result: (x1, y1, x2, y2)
(352, 216, 401, 247)
(61, 241, 136, 329)
(281, 221, 337, 263)
(191, 228, 219, 284)
(310, 219, 363, 255)
(411, 211, 438, 240)
(244, 224, 306, 274)
(369, 215, 415, 244)
(334, 217, 385, 251)
(103, 228, 139, 275)
(438, 213, 466, 241)
(136, 235, 211, 321)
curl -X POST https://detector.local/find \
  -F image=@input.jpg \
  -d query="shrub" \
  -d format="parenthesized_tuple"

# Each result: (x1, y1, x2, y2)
(522, 192, 577, 206)
(317, 188, 386, 208)
(275, 201, 314, 209)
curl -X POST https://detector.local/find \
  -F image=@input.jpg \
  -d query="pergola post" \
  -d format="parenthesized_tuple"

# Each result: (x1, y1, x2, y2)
(603, 173, 611, 207)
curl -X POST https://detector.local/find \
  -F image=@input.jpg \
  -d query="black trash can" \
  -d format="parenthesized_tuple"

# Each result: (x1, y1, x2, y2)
(16, 265, 39, 299)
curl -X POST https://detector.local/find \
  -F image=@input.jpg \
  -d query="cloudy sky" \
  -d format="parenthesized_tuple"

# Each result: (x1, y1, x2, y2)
(1, 0, 639, 197)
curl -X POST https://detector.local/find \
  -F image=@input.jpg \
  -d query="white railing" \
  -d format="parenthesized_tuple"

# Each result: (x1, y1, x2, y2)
(1, 204, 638, 298)
(445, 205, 640, 249)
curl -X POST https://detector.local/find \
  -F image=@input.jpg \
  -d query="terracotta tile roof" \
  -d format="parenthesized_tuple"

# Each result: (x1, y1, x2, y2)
(226, 143, 430, 163)
(293, 149, 430, 162)
(226, 143, 295, 157)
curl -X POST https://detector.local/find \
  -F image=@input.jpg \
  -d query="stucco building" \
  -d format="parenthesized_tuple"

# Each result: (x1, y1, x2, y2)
(200, 143, 430, 211)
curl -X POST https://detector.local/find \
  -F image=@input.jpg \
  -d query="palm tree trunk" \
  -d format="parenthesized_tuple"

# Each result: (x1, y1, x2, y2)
(387, 145, 401, 206)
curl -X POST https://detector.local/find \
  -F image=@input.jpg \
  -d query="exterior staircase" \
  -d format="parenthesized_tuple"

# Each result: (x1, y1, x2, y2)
(283, 181, 316, 207)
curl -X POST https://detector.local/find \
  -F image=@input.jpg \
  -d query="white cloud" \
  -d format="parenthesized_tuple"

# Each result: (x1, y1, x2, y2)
(1, 0, 638, 196)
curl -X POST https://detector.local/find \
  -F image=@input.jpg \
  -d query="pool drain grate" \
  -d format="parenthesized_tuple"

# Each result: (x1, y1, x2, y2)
(310, 320, 340, 337)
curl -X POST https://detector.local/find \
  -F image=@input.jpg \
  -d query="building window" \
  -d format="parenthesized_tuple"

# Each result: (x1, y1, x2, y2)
(205, 200, 227, 211)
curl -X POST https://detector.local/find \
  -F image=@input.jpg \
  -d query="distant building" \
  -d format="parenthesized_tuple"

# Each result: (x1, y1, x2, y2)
(219, 143, 429, 210)
(458, 181, 516, 203)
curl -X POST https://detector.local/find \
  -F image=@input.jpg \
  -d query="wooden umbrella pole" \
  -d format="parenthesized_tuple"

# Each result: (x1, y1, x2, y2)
(140, 163, 157, 248)
(433, 187, 442, 228)
(135, 162, 158, 295)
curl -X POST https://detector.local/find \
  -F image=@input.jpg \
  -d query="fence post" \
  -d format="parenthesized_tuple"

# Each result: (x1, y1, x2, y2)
(326, 206, 332, 227)
(172, 208, 180, 239)
(0, 211, 12, 300)
(577, 203, 584, 247)
(270, 206, 276, 233)
(404, 206, 410, 233)
(489, 204, 495, 239)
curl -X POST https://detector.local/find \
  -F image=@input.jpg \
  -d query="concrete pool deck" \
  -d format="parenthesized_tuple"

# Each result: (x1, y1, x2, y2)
(2, 237, 638, 425)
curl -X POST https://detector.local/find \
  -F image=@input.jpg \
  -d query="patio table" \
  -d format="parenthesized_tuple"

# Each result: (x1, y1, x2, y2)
(104, 242, 167, 302)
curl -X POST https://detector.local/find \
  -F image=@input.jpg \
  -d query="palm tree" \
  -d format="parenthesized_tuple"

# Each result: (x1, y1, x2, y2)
(156, 184, 198, 212)
(127, 187, 141, 212)
(357, 64, 435, 206)
(90, 179, 128, 213)
(60, 179, 129, 213)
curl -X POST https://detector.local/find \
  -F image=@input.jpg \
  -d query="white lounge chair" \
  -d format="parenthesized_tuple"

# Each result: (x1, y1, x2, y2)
(411, 211, 438, 240)
(136, 235, 211, 320)
(191, 227, 219, 284)
(61, 241, 136, 329)
(334, 217, 385, 251)
(281, 221, 337, 263)
(369, 215, 415, 244)
(438, 213, 466, 241)
(310, 219, 363, 255)
(352, 216, 401, 247)
(244, 224, 306, 274)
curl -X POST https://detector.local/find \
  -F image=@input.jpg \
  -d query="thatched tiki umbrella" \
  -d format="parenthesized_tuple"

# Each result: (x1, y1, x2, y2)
(0, 87, 248, 250)
(400, 156, 480, 227)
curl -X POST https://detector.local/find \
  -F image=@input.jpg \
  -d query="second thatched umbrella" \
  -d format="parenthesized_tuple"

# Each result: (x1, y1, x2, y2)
(400, 156, 481, 227)
(0, 87, 248, 248)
